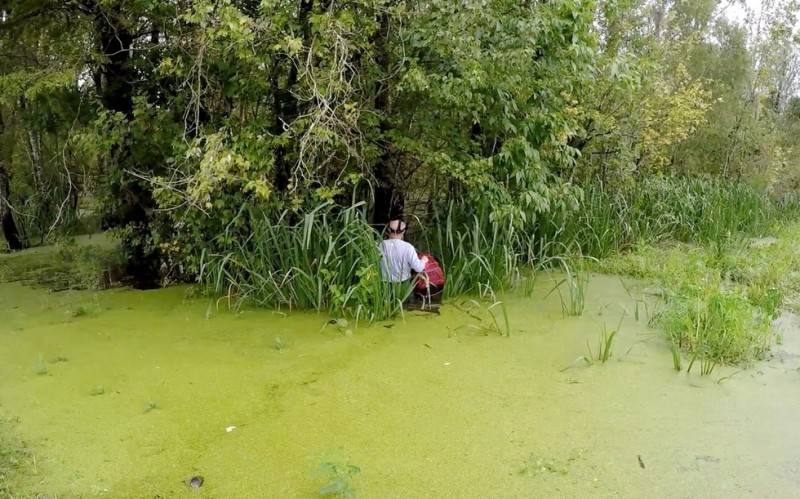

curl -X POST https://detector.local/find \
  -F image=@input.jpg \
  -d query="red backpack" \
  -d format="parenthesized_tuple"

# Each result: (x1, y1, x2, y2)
(416, 253, 445, 290)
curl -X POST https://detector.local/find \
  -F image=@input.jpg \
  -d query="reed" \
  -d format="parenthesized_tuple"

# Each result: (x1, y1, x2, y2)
(671, 344, 682, 372)
(200, 176, 800, 329)
(488, 301, 511, 337)
(533, 177, 799, 260)
(422, 202, 519, 298)
(201, 202, 401, 321)
(596, 323, 618, 364)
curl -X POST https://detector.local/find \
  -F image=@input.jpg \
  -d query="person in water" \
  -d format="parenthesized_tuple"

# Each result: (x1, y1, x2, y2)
(378, 218, 428, 284)
(412, 252, 445, 306)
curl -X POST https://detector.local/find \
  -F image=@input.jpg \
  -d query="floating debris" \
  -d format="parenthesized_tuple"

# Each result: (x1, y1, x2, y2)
(187, 475, 204, 488)
(225, 425, 237, 433)
(638, 455, 645, 469)
(32, 355, 48, 376)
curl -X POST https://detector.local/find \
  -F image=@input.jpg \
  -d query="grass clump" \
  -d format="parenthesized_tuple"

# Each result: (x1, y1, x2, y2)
(421, 202, 520, 298)
(671, 344, 682, 372)
(597, 222, 800, 368)
(0, 234, 123, 291)
(574, 319, 622, 367)
(450, 299, 511, 337)
(316, 461, 360, 498)
(202, 202, 402, 322)
(543, 258, 590, 317)
(593, 321, 620, 364)
(660, 279, 769, 366)
(518, 449, 586, 478)
(0, 418, 31, 497)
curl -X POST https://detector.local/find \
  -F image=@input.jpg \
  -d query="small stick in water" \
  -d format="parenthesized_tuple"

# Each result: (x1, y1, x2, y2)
(637, 455, 646, 469)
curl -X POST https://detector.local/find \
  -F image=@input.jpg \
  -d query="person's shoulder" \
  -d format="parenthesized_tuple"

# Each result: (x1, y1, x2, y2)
(398, 240, 416, 251)
(395, 239, 414, 250)
(381, 239, 416, 252)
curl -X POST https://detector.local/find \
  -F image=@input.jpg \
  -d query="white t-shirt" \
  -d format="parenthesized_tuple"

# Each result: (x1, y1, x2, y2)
(378, 239, 425, 282)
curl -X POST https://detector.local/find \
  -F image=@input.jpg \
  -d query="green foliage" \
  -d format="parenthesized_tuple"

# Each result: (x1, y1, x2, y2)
(151, 0, 597, 284)
(599, 219, 800, 366)
(0, 417, 30, 497)
(595, 322, 619, 364)
(3, 0, 800, 327)
(201, 203, 402, 321)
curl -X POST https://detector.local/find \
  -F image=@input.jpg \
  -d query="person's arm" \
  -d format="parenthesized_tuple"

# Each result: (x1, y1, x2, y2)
(408, 248, 427, 273)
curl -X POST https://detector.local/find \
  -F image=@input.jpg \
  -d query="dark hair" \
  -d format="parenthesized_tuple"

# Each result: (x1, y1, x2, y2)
(387, 218, 406, 234)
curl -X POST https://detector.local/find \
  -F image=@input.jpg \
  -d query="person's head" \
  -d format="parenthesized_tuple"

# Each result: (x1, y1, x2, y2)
(386, 218, 407, 239)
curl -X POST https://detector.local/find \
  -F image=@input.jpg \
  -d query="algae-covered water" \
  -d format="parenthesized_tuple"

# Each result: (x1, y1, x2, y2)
(2, 274, 800, 497)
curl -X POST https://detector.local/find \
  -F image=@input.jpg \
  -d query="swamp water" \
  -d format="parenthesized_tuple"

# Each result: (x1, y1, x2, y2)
(1, 275, 800, 498)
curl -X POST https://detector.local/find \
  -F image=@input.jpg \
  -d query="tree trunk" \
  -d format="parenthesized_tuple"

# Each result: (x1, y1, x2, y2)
(273, 0, 314, 193)
(18, 98, 48, 242)
(26, 127, 46, 242)
(26, 128, 44, 193)
(0, 112, 23, 251)
(0, 166, 23, 251)
(95, 13, 134, 118)
(371, 7, 403, 224)
(92, 4, 159, 287)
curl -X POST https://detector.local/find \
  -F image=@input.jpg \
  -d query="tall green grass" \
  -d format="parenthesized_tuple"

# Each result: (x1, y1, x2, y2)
(200, 177, 800, 337)
(420, 177, 800, 299)
(535, 177, 799, 260)
(201, 202, 402, 322)
(420, 202, 520, 297)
